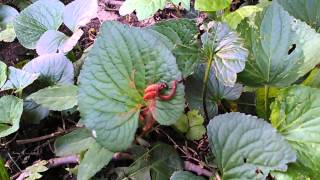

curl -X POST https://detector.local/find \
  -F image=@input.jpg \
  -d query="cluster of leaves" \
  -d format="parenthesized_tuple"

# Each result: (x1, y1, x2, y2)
(1, 0, 320, 179)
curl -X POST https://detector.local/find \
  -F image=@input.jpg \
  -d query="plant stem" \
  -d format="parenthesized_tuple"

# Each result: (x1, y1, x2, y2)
(202, 56, 213, 121)
(264, 85, 270, 120)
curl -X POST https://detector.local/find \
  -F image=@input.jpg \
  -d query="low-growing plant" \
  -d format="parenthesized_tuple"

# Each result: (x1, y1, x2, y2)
(1, 0, 320, 179)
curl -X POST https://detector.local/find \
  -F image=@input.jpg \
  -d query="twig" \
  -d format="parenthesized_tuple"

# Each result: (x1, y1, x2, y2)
(16, 127, 78, 145)
(184, 161, 213, 177)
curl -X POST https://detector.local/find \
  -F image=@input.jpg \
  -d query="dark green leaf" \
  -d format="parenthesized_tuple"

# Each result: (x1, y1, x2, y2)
(170, 171, 205, 180)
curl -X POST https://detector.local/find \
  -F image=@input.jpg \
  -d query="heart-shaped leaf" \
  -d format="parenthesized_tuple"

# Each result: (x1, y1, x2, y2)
(14, 0, 64, 49)
(77, 142, 113, 180)
(270, 85, 320, 178)
(0, 96, 23, 138)
(78, 21, 184, 151)
(207, 112, 296, 180)
(277, 0, 320, 31)
(1, 67, 39, 92)
(0, 61, 6, 88)
(27, 85, 78, 111)
(201, 21, 248, 87)
(150, 19, 200, 78)
(238, 1, 320, 87)
(170, 171, 205, 180)
(23, 53, 74, 86)
(63, 0, 98, 32)
(186, 64, 243, 119)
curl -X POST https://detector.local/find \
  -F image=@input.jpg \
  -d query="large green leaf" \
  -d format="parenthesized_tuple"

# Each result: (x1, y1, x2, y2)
(270, 85, 320, 178)
(201, 22, 248, 87)
(195, 0, 231, 12)
(277, 0, 320, 31)
(0, 61, 6, 88)
(78, 142, 114, 180)
(186, 64, 243, 119)
(150, 19, 200, 78)
(116, 143, 183, 180)
(170, 171, 205, 180)
(27, 85, 78, 111)
(63, 0, 98, 32)
(0, 5, 19, 42)
(1, 67, 39, 92)
(207, 112, 296, 180)
(54, 128, 95, 156)
(14, 0, 64, 49)
(0, 96, 23, 138)
(303, 68, 320, 88)
(119, 0, 189, 21)
(238, 1, 320, 87)
(23, 53, 74, 85)
(78, 21, 184, 151)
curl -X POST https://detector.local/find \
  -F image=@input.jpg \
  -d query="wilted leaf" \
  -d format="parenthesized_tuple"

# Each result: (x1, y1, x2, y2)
(25, 160, 48, 180)
(0, 96, 23, 138)
(77, 142, 113, 180)
(170, 171, 205, 180)
(54, 128, 95, 156)
(63, 0, 98, 32)
(270, 85, 320, 178)
(207, 112, 296, 180)
(0, 61, 6, 88)
(201, 21, 248, 87)
(277, 0, 320, 31)
(150, 19, 200, 78)
(78, 21, 184, 151)
(186, 64, 243, 118)
(1, 67, 39, 92)
(238, 1, 320, 87)
(119, 0, 189, 21)
(28, 85, 78, 111)
(195, 0, 231, 12)
(14, 0, 64, 49)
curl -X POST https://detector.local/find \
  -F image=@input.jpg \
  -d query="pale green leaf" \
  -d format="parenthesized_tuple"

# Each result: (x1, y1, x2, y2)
(23, 53, 74, 85)
(0, 5, 19, 28)
(63, 0, 98, 32)
(277, 0, 320, 31)
(150, 19, 200, 78)
(0, 24, 16, 42)
(270, 85, 320, 178)
(201, 21, 248, 87)
(186, 64, 242, 119)
(54, 128, 95, 156)
(27, 85, 78, 111)
(208, 112, 296, 180)
(1, 67, 39, 92)
(119, 0, 189, 21)
(195, 0, 231, 12)
(25, 160, 48, 180)
(78, 21, 184, 151)
(0, 96, 23, 138)
(77, 142, 113, 180)
(303, 68, 320, 88)
(14, 0, 64, 49)
(0, 61, 6, 88)
(170, 171, 205, 180)
(222, 6, 262, 29)
(238, 1, 320, 87)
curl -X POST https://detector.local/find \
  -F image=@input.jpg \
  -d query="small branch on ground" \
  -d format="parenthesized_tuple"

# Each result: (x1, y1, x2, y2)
(184, 161, 213, 177)
(16, 127, 78, 145)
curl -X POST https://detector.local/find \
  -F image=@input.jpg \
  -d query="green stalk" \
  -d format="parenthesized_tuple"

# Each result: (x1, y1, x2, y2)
(264, 85, 270, 121)
(202, 55, 213, 121)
